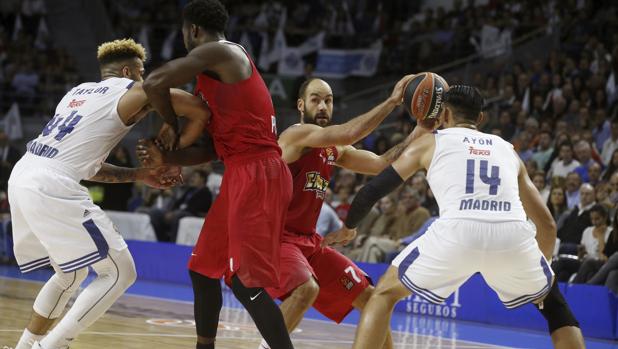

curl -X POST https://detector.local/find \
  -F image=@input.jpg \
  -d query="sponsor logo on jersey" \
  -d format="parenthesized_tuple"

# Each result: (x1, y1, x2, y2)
(339, 275, 354, 290)
(323, 147, 336, 164)
(304, 171, 329, 199)
(68, 99, 85, 108)
(468, 146, 490, 156)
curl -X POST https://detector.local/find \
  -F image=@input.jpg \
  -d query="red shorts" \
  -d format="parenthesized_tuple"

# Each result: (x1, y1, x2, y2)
(188, 151, 292, 288)
(265, 232, 371, 323)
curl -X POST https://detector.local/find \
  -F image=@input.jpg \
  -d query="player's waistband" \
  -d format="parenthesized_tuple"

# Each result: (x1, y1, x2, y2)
(224, 149, 282, 166)
(21, 152, 81, 181)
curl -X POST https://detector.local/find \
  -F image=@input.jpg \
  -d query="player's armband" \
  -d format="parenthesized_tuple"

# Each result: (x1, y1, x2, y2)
(345, 165, 403, 229)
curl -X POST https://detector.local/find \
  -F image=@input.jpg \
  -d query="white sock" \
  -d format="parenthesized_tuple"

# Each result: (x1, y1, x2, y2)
(258, 339, 270, 349)
(15, 329, 44, 349)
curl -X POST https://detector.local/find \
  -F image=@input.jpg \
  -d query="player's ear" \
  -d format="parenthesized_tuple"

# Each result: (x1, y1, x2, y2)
(192, 24, 199, 38)
(121, 66, 130, 78)
(477, 111, 485, 125)
(297, 98, 304, 115)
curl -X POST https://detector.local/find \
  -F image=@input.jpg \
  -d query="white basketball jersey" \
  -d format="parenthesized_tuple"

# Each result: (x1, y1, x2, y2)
(427, 127, 526, 222)
(26, 77, 135, 180)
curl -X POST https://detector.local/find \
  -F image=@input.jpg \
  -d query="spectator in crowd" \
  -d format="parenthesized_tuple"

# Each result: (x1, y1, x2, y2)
(532, 171, 550, 203)
(316, 202, 342, 237)
(394, 187, 431, 240)
(349, 195, 399, 263)
(588, 161, 603, 186)
(557, 183, 596, 254)
(149, 170, 212, 242)
(0, 128, 21, 191)
(333, 185, 353, 221)
(554, 205, 612, 282)
(601, 118, 618, 165)
(602, 149, 618, 181)
(531, 130, 554, 170)
(573, 140, 602, 183)
(547, 186, 570, 231)
(573, 208, 618, 286)
(565, 172, 583, 209)
(549, 142, 580, 179)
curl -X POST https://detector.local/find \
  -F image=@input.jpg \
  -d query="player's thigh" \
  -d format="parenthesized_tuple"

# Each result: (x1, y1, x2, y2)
(483, 239, 554, 309)
(392, 222, 477, 304)
(266, 241, 314, 300)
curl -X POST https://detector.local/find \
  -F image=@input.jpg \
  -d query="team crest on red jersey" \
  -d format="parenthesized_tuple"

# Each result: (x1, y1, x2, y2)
(319, 147, 337, 165)
(339, 275, 354, 290)
(304, 171, 329, 199)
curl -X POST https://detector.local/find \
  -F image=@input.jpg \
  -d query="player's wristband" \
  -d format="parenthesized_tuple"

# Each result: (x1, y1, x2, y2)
(345, 165, 404, 229)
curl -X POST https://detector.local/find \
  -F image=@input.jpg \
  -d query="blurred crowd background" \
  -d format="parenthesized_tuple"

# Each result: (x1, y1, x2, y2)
(1, 0, 618, 292)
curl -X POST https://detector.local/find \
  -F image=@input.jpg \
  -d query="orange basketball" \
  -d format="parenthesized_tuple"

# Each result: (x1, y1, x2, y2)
(403, 72, 449, 129)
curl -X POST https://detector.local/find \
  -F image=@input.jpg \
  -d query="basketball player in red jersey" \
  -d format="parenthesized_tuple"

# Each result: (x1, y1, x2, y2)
(142, 1, 294, 348)
(253, 77, 432, 349)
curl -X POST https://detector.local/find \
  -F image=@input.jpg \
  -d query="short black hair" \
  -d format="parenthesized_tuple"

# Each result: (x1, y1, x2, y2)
(444, 85, 484, 122)
(183, 0, 228, 33)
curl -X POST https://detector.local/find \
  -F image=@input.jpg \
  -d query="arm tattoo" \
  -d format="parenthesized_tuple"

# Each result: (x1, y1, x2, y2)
(88, 163, 137, 183)
(381, 141, 408, 163)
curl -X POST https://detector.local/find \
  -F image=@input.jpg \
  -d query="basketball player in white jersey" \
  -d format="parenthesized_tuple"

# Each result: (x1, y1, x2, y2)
(10, 38, 210, 349)
(329, 85, 584, 349)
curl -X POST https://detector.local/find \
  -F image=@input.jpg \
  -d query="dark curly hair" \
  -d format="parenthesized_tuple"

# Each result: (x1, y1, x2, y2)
(444, 85, 484, 122)
(183, 0, 229, 33)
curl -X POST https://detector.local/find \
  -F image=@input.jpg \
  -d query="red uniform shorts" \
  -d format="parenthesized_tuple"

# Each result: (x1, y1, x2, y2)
(188, 151, 292, 288)
(266, 232, 371, 323)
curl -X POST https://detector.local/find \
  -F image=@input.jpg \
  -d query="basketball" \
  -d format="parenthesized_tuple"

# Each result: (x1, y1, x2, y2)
(402, 72, 449, 129)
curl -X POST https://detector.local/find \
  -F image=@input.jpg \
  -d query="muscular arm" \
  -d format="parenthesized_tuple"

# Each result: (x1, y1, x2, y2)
(335, 125, 432, 175)
(344, 133, 435, 228)
(517, 155, 557, 260)
(143, 42, 240, 129)
(278, 75, 414, 158)
(88, 163, 139, 183)
(162, 145, 217, 166)
(168, 89, 211, 148)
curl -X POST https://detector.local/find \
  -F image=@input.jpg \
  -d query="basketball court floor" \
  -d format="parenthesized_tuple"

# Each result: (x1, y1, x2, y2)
(0, 266, 616, 349)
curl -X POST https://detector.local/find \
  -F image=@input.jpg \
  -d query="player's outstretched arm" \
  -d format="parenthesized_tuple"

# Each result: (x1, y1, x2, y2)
(325, 133, 435, 246)
(280, 75, 415, 152)
(88, 163, 182, 189)
(335, 124, 434, 175)
(517, 155, 557, 260)
(143, 43, 235, 137)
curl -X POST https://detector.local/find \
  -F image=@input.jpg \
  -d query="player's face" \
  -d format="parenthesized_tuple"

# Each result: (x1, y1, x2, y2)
(300, 81, 333, 127)
(123, 58, 145, 82)
(182, 22, 198, 52)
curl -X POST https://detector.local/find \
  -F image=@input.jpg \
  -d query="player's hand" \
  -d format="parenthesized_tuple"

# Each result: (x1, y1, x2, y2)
(388, 74, 416, 106)
(322, 227, 357, 247)
(138, 166, 183, 189)
(136, 139, 165, 167)
(157, 123, 180, 151)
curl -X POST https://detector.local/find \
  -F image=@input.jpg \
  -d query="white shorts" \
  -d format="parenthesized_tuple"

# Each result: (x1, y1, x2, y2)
(392, 219, 554, 309)
(8, 154, 127, 273)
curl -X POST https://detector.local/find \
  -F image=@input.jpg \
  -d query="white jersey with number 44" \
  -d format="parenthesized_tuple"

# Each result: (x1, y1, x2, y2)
(26, 77, 136, 180)
(426, 127, 526, 223)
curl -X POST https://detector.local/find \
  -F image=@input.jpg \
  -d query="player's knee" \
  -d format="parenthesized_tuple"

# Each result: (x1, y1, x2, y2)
(537, 283, 579, 334)
(293, 278, 320, 304)
(373, 267, 409, 303)
(52, 267, 88, 292)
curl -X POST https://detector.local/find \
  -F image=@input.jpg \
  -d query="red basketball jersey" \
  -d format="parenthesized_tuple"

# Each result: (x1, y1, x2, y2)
(194, 42, 280, 161)
(285, 146, 339, 236)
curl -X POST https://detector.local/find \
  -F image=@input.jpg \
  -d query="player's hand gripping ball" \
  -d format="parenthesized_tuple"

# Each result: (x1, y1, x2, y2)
(403, 72, 449, 130)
